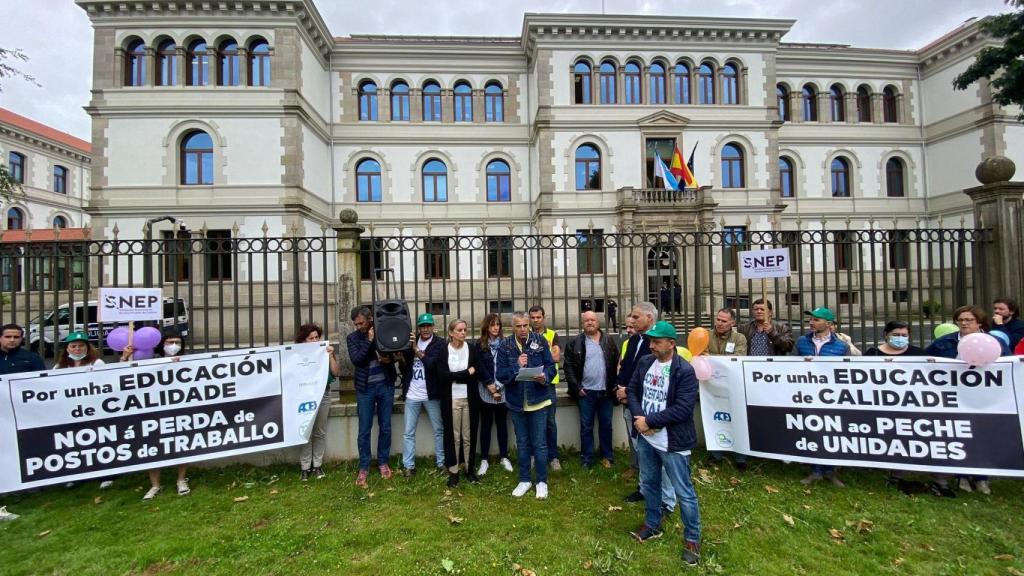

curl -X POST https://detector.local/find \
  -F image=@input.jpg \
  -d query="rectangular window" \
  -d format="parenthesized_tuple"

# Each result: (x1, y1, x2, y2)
(579, 298, 605, 313)
(644, 138, 676, 188)
(485, 92, 504, 122)
(722, 226, 747, 270)
(161, 230, 191, 282)
(359, 238, 387, 281)
(889, 231, 910, 269)
(788, 292, 802, 306)
(725, 295, 750, 310)
(53, 167, 67, 194)
(424, 237, 450, 279)
(1, 257, 22, 291)
(205, 229, 233, 281)
(576, 229, 605, 274)
(780, 231, 801, 272)
(839, 291, 859, 305)
(454, 92, 472, 122)
(834, 231, 854, 271)
(489, 300, 513, 314)
(392, 93, 410, 121)
(891, 290, 909, 303)
(426, 302, 450, 316)
(486, 236, 512, 278)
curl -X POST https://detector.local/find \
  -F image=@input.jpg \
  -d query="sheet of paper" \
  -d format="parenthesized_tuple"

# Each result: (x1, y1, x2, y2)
(515, 366, 544, 381)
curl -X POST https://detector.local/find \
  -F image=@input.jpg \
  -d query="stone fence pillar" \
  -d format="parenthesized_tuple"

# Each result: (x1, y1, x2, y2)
(332, 208, 364, 380)
(965, 156, 1024, 306)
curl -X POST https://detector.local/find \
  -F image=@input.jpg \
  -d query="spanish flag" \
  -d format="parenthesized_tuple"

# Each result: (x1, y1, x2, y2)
(670, 143, 699, 189)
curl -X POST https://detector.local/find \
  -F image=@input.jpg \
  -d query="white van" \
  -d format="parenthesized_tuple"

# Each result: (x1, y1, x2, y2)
(27, 298, 189, 356)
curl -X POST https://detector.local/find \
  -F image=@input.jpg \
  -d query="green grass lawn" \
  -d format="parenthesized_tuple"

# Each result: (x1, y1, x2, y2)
(1, 452, 1022, 576)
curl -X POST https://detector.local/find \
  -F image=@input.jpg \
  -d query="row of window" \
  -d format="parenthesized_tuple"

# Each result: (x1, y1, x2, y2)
(777, 84, 900, 123)
(6, 152, 69, 194)
(5, 207, 69, 230)
(123, 37, 271, 87)
(778, 155, 907, 198)
(358, 80, 505, 122)
(572, 58, 741, 105)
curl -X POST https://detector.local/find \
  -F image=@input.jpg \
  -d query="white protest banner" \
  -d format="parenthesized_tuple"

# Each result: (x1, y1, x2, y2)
(699, 356, 1024, 476)
(99, 287, 164, 322)
(0, 342, 330, 493)
(738, 248, 790, 279)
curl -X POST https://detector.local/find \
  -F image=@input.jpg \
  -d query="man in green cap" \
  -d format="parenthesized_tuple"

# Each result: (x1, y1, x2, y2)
(796, 307, 849, 487)
(627, 320, 702, 567)
(399, 312, 448, 476)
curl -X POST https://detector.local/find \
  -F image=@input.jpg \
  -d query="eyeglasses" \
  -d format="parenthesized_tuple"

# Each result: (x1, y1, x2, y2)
(955, 317, 978, 324)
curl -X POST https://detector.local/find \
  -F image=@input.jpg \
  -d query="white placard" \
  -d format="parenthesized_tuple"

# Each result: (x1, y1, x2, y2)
(738, 248, 791, 279)
(99, 287, 164, 322)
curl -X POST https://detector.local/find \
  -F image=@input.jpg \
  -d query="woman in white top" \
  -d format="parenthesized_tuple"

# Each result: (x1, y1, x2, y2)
(444, 319, 480, 487)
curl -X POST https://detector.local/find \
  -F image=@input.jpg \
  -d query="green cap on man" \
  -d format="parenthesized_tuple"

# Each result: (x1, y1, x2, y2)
(416, 313, 435, 326)
(804, 307, 835, 322)
(645, 320, 678, 340)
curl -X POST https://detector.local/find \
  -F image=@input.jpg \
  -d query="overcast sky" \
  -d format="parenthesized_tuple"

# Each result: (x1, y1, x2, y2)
(0, 0, 1009, 141)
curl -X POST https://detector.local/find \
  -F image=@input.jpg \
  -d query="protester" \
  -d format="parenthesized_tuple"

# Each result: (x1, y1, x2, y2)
(347, 306, 398, 488)
(475, 314, 513, 476)
(294, 323, 341, 481)
(564, 311, 618, 469)
(739, 299, 795, 356)
(0, 323, 45, 376)
(529, 305, 562, 472)
(706, 308, 748, 470)
(444, 319, 480, 487)
(991, 298, 1024, 351)
(123, 328, 193, 500)
(864, 320, 925, 356)
(627, 320, 702, 566)
(796, 308, 849, 487)
(496, 311, 556, 499)
(53, 331, 110, 489)
(399, 313, 448, 476)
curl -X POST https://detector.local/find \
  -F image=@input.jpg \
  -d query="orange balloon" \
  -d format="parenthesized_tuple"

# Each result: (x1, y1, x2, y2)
(687, 327, 710, 356)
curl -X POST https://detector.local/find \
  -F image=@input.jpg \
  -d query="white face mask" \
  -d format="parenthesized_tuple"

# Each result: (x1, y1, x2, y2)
(164, 344, 182, 356)
(69, 351, 88, 361)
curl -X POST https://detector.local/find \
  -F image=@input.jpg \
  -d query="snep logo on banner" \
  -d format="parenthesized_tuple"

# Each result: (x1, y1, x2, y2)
(98, 287, 163, 322)
(713, 411, 732, 422)
(298, 401, 318, 414)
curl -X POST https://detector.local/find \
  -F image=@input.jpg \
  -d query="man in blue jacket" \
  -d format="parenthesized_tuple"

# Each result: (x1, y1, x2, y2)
(627, 321, 701, 566)
(346, 306, 399, 487)
(796, 307, 848, 487)
(0, 324, 45, 376)
(497, 311, 556, 499)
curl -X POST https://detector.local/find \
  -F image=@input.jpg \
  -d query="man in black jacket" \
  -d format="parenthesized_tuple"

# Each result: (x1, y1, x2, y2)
(346, 306, 398, 487)
(398, 313, 449, 476)
(564, 311, 618, 468)
(738, 298, 795, 356)
(0, 324, 45, 376)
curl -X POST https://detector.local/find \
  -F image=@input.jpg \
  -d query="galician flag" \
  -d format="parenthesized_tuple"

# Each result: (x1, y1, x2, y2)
(654, 153, 680, 190)
(671, 142, 699, 189)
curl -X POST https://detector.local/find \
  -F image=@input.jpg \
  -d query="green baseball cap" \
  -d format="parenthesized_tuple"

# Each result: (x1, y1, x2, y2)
(804, 307, 836, 322)
(63, 331, 90, 343)
(645, 320, 678, 340)
(416, 313, 435, 326)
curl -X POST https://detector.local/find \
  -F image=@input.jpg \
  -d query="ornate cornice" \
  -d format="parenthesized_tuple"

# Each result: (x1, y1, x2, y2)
(0, 126, 92, 163)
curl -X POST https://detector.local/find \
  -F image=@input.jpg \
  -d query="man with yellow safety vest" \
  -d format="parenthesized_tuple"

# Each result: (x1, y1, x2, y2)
(529, 305, 563, 471)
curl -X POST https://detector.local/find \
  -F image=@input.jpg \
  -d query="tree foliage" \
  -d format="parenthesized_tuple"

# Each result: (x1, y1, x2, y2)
(952, 2, 1024, 121)
(0, 47, 40, 92)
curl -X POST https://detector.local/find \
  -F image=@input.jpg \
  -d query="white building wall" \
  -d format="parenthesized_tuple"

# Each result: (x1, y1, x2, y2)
(300, 40, 331, 122)
(105, 119, 171, 186)
(1003, 125, 1024, 171)
(926, 131, 984, 197)
(921, 59, 978, 123)
(218, 118, 285, 185)
(301, 124, 331, 202)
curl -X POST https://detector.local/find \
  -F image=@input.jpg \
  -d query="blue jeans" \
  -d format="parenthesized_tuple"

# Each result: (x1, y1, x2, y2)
(511, 407, 548, 484)
(811, 464, 835, 476)
(578, 391, 613, 465)
(546, 385, 559, 461)
(637, 437, 701, 544)
(356, 382, 393, 471)
(402, 398, 444, 470)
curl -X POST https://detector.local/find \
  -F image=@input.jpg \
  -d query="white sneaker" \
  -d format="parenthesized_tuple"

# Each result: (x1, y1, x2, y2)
(176, 479, 191, 496)
(99, 480, 113, 490)
(536, 482, 548, 500)
(477, 460, 489, 477)
(0, 506, 19, 522)
(975, 480, 992, 495)
(957, 478, 973, 493)
(142, 486, 162, 501)
(501, 458, 513, 472)
(512, 481, 532, 498)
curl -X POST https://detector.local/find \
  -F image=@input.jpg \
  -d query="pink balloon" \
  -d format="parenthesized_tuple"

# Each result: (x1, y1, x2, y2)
(957, 332, 1002, 366)
(132, 347, 155, 360)
(106, 327, 130, 351)
(134, 327, 162, 350)
(691, 355, 713, 380)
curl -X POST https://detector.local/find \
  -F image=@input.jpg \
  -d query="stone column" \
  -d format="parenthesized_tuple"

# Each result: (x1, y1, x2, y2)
(740, 66, 749, 105)
(333, 209, 365, 379)
(238, 47, 249, 86)
(871, 93, 884, 124)
(472, 89, 484, 123)
(442, 89, 454, 123)
(145, 48, 156, 86)
(113, 47, 125, 87)
(642, 68, 651, 104)
(379, 88, 391, 123)
(616, 66, 625, 104)
(845, 92, 857, 124)
(816, 91, 829, 123)
(965, 157, 1024, 305)
(411, 88, 423, 123)
(175, 47, 186, 86)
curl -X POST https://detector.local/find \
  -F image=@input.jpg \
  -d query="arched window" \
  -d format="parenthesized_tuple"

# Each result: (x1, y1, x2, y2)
(777, 85, 790, 121)
(248, 40, 271, 86)
(486, 160, 511, 202)
(7, 208, 24, 230)
(356, 158, 382, 202)
(391, 81, 410, 121)
(599, 61, 617, 104)
(218, 40, 240, 86)
(856, 86, 871, 122)
(359, 81, 378, 121)
(648, 62, 666, 105)
(673, 62, 691, 104)
(883, 86, 898, 123)
(575, 144, 601, 190)
(125, 40, 146, 87)
(802, 85, 817, 121)
(721, 144, 744, 188)
(573, 61, 592, 104)
(831, 157, 850, 197)
(485, 82, 504, 122)
(698, 63, 715, 104)
(722, 63, 739, 105)
(53, 165, 68, 194)
(53, 215, 68, 229)
(180, 131, 213, 185)
(187, 40, 210, 86)
(886, 157, 905, 197)
(422, 159, 447, 202)
(7, 152, 25, 184)
(830, 84, 845, 122)
(453, 82, 473, 122)
(157, 40, 177, 86)
(624, 61, 642, 104)
(422, 82, 442, 121)
(779, 157, 795, 198)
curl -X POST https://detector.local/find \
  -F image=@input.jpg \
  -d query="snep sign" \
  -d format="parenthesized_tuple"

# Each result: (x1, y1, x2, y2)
(99, 288, 163, 322)
(738, 248, 791, 280)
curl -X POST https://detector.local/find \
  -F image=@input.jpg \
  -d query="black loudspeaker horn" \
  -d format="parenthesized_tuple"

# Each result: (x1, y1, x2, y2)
(374, 299, 411, 353)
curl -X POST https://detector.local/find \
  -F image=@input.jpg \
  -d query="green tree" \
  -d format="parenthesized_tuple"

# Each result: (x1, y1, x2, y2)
(0, 164, 22, 204)
(953, 1, 1024, 121)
